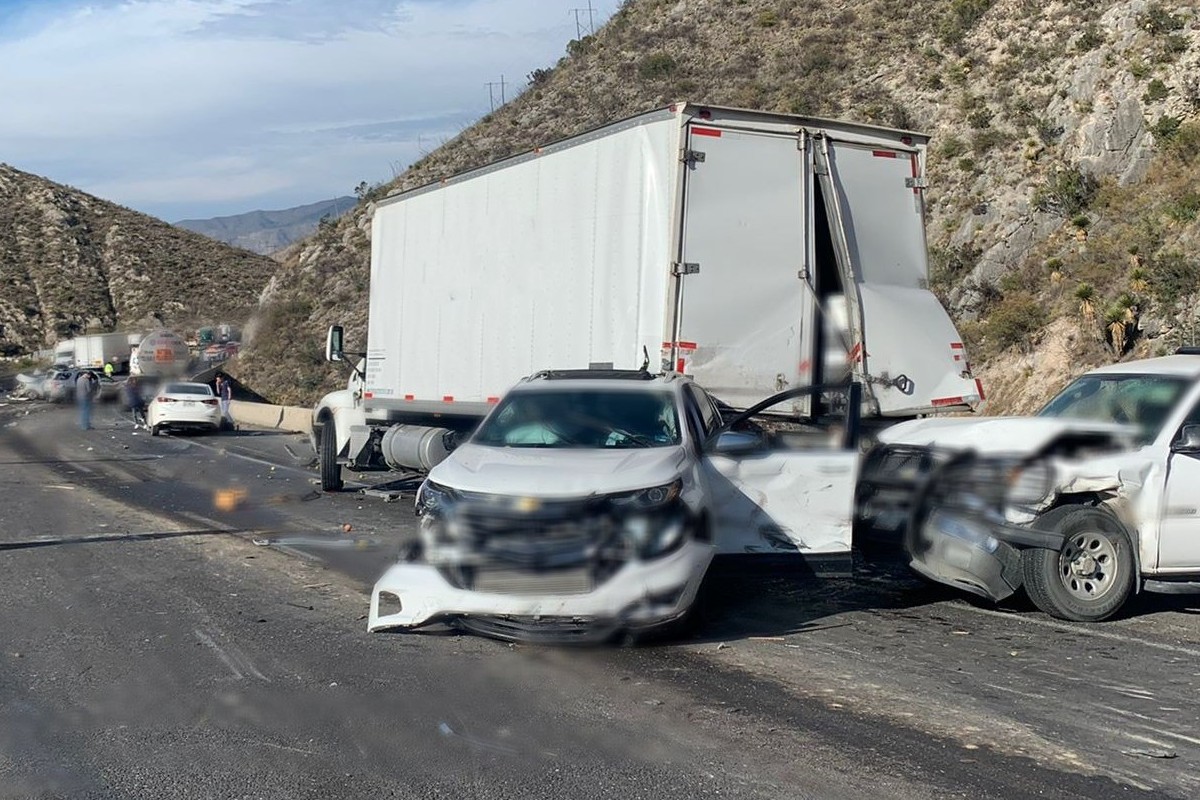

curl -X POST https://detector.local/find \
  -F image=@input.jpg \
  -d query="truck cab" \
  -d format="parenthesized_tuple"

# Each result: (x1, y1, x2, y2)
(859, 350, 1200, 621)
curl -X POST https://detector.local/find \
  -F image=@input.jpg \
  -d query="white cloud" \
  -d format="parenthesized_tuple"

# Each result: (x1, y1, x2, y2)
(0, 0, 613, 219)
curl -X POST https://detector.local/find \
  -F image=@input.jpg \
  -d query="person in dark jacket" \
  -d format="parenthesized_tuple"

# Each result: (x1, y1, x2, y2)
(76, 371, 98, 430)
(124, 376, 147, 428)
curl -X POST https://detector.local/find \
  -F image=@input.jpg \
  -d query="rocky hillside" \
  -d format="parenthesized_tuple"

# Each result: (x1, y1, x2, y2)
(175, 196, 356, 256)
(237, 0, 1200, 411)
(0, 164, 279, 356)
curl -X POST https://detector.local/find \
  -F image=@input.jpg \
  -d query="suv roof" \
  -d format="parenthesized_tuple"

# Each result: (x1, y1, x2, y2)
(1087, 354, 1200, 378)
(513, 370, 689, 392)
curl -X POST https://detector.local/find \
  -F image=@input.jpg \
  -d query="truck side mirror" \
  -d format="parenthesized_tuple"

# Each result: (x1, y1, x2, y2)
(325, 325, 344, 363)
(1173, 424, 1200, 453)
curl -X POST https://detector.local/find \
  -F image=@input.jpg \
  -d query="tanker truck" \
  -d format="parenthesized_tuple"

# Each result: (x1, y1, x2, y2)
(312, 103, 984, 491)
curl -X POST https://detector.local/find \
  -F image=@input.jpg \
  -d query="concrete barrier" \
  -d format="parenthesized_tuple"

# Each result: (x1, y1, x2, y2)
(229, 400, 312, 435)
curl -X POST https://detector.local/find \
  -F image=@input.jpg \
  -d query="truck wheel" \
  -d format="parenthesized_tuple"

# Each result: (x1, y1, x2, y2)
(1021, 505, 1134, 622)
(319, 424, 344, 492)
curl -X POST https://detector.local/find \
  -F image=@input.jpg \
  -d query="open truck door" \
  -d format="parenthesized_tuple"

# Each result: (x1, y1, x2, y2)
(697, 384, 861, 570)
(670, 122, 818, 414)
(813, 136, 983, 417)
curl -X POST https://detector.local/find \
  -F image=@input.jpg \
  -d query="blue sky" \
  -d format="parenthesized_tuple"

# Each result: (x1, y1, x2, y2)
(0, 0, 614, 220)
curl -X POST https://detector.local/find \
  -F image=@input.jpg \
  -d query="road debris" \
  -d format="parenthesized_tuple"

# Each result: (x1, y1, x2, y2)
(1123, 748, 1177, 759)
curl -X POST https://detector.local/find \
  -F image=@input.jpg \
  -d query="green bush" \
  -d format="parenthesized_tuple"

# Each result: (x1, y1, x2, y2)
(756, 10, 779, 27)
(1151, 115, 1183, 141)
(1143, 78, 1170, 102)
(1074, 24, 1104, 52)
(1033, 166, 1097, 216)
(940, 136, 967, 158)
(985, 292, 1047, 351)
(638, 52, 677, 80)
(1138, 3, 1184, 35)
(1148, 250, 1200, 307)
(938, 0, 994, 47)
(1166, 193, 1200, 223)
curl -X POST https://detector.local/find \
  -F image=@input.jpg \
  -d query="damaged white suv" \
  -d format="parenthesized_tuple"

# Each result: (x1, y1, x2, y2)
(368, 370, 862, 642)
(858, 351, 1200, 622)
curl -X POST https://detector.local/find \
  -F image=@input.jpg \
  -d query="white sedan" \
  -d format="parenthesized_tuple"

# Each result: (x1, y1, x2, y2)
(147, 382, 221, 436)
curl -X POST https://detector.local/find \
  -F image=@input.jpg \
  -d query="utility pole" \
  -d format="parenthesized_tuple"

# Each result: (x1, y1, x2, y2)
(486, 75, 507, 110)
(570, 1, 597, 37)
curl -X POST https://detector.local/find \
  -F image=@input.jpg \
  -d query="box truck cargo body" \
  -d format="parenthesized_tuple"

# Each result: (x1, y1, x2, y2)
(315, 103, 983, 485)
(64, 333, 134, 372)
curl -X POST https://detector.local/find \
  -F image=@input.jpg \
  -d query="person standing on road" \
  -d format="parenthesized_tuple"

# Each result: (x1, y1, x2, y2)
(76, 370, 98, 430)
(215, 375, 234, 429)
(124, 375, 147, 429)
(104, 361, 115, 379)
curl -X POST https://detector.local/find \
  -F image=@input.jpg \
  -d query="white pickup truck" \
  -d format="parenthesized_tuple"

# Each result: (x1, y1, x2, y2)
(857, 350, 1200, 621)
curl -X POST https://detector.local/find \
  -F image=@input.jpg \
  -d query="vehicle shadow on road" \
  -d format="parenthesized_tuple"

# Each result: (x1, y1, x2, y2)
(677, 557, 965, 645)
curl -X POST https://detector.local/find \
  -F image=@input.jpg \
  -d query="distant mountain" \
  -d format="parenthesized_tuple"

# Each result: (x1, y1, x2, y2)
(175, 196, 356, 256)
(0, 163, 280, 357)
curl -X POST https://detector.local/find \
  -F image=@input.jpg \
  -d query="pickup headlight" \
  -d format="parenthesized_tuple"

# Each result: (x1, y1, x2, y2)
(1007, 461, 1055, 507)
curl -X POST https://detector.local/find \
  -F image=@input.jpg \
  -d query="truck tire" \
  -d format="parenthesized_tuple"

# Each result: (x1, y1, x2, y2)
(1021, 505, 1134, 622)
(319, 423, 344, 492)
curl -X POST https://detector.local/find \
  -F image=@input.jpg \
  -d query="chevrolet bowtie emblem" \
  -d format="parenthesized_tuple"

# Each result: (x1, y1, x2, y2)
(514, 496, 541, 512)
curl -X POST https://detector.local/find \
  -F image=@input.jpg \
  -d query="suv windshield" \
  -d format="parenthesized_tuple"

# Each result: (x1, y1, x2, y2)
(473, 389, 681, 449)
(1037, 373, 1189, 445)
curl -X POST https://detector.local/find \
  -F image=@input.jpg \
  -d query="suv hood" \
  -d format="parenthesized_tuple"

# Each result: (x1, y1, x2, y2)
(877, 416, 1138, 455)
(429, 443, 689, 498)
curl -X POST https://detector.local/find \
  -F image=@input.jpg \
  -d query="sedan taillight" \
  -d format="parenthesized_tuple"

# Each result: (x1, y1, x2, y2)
(156, 396, 175, 403)
(202, 399, 219, 406)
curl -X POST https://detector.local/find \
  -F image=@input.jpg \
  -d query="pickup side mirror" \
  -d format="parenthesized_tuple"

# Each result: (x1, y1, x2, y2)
(1173, 424, 1200, 453)
(325, 325, 344, 363)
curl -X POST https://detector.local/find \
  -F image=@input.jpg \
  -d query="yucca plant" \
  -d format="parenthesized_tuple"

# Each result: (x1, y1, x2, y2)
(1075, 282, 1096, 323)
(1104, 304, 1129, 354)
(1130, 267, 1149, 293)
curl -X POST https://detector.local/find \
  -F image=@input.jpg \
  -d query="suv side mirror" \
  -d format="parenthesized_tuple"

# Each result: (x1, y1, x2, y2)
(1173, 424, 1200, 453)
(325, 325, 344, 363)
(711, 430, 766, 454)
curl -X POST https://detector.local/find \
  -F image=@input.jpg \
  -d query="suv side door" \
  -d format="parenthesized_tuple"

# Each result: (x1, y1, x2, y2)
(692, 386, 858, 564)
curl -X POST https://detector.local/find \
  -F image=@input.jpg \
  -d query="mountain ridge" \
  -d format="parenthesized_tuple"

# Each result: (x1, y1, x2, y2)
(0, 163, 279, 355)
(175, 196, 357, 256)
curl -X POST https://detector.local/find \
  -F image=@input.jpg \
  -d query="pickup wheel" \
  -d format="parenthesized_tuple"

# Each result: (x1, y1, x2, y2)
(319, 423, 344, 492)
(1022, 505, 1134, 622)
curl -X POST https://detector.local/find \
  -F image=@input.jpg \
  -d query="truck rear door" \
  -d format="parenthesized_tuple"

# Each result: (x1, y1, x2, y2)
(815, 137, 983, 416)
(671, 123, 816, 412)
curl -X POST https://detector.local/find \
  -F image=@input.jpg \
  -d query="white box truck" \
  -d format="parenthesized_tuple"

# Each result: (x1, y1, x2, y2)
(59, 332, 134, 372)
(314, 103, 984, 490)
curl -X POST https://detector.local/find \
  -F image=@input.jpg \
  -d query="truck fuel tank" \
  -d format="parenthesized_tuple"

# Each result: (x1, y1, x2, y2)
(381, 425, 455, 472)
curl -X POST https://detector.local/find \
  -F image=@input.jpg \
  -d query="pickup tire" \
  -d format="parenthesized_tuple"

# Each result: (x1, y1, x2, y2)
(319, 423, 344, 492)
(1022, 505, 1134, 622)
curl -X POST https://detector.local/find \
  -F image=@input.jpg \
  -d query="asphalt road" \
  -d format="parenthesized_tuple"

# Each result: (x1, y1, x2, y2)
(2, 398, 1198, 798)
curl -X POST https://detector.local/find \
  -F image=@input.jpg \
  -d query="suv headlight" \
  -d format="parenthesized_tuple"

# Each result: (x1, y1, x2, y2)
(608, 479, 682, 511)
(415, 480, 458, 516)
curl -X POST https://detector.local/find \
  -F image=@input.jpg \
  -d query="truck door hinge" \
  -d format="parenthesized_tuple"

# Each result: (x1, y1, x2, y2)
(673, 262, 700, 276)
(905, 176, 929, 189)
(683, 149, 706, 166)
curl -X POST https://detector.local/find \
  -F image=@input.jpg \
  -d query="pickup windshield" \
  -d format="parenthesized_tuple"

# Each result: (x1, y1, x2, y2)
(473, 389, 681, 449)
(1037, 373, 1189, 445)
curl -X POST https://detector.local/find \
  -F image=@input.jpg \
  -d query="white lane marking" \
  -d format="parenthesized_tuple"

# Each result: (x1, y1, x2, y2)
(194, 628, 243, 679)
(951, 604, 1200, 658)
(193, 628, 270, 682)
(179, 437, 314, 478)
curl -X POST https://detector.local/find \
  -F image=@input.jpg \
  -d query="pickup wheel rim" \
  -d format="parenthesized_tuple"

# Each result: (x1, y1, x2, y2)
(1058, 531, 1118, 601)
